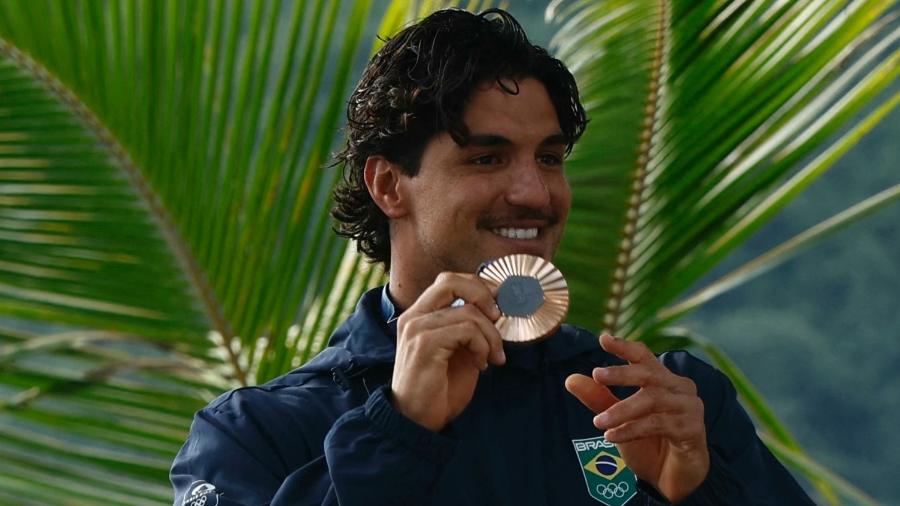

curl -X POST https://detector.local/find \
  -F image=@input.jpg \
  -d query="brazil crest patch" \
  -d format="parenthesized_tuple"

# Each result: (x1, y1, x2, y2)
(572, 436, 637, 505)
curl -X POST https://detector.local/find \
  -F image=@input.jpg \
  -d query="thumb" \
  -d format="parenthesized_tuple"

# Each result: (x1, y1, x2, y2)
(565, 373, 620, 414)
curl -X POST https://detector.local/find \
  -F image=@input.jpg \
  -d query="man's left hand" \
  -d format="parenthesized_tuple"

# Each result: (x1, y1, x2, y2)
(565, 334, 709, 503)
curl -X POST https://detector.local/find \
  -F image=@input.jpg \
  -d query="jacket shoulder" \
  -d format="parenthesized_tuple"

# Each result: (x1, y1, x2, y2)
(192, 372, 362, 462)
(171, 377, 356, 504)
(208, 371, 357, 425)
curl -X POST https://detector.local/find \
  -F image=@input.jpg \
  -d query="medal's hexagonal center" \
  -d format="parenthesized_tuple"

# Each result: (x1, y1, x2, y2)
(496, 275, 544, 316)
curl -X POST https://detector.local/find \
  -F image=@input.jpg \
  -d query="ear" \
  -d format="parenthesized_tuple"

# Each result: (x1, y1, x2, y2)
(364, 156, 408, 219)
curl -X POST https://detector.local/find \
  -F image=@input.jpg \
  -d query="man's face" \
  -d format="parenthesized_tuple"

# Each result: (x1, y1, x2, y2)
(395, 77, 571, 281)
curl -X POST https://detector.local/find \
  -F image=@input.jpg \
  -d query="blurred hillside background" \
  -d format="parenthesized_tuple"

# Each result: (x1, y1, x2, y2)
(686, 104, 900, 502)
(0, 0, 897, 504)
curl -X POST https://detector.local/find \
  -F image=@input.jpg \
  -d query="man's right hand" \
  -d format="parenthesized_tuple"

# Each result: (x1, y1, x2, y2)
(390, 272, 506, 432)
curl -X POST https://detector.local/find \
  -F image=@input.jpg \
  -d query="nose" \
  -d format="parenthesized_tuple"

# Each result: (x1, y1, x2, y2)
(505, 160, 551, 210)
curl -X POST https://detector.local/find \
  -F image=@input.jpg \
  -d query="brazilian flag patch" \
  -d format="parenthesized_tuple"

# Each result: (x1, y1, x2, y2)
(572, 436, 637, 505)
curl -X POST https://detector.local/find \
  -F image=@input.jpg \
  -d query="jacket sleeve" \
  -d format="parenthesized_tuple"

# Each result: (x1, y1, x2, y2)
(170, 387, 338, 506)
(171, 386, 456, 506)
(325, 385, 458, 504)
(647, 352, 816, 506)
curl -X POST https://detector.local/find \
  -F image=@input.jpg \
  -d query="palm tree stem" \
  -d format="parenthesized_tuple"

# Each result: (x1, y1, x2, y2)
(603, 0, 669, 337)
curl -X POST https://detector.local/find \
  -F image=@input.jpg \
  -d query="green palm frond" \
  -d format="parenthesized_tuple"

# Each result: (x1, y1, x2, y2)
(0, 0, 423, 502)
(549, 0, 898, 502)
(0, 324, 212, 503)
(0, 40, 206, 343)
(551, 0, 898, 338)
(662, 181, 900, 321)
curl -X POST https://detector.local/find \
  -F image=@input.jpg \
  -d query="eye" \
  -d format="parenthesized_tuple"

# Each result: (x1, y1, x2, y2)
(470, 154, 502, 166)
(538, 153, 564, 166)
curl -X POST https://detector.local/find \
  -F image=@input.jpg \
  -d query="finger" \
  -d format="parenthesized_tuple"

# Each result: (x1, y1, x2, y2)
(603, 411, 705, 445)
(414, 272, 500, 320)
(405, 305, 505, 365)
(425, 320, 492, 370)
(565, 374, 620, 414)
(599, 333, 655, 364)
(595, 388, 701, 429)
(455, 304, 505, 365)
(593, 364, 694, 394)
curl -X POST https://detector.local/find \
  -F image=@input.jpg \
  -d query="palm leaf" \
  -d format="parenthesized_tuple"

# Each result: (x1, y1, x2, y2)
(0, 0, 426, 502)
(549, 0, 898, 503)
(551, 0, 899, 336)
(661, 181, 900, 321)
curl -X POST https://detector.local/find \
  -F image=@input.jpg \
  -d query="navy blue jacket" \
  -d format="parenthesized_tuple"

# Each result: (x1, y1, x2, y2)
(171, 286, 814, 505)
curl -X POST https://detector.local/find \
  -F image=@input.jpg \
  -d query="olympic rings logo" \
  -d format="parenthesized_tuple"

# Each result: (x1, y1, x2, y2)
(596, 481, 630, 499)
(184, 481, 218, 506)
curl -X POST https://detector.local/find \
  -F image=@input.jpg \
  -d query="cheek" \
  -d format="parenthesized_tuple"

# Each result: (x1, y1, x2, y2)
(453, 177, 502, 208)
(415, 174, 511, 224)
(414, 191, 468, 229)
(550, 176, 572, 210)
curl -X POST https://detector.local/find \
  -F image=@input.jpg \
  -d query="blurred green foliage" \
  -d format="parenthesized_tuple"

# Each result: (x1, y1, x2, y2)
(688, 104, 900, 502)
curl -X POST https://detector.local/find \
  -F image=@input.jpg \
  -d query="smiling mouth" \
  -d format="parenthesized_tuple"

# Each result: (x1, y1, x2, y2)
(490, 227, 539, 240)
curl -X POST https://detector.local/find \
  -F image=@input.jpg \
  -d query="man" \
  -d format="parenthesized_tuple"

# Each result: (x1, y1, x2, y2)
(171, 9, 814, 505)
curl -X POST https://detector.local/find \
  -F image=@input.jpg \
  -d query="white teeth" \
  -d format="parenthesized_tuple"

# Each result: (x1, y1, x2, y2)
(491, 227, 538, 240)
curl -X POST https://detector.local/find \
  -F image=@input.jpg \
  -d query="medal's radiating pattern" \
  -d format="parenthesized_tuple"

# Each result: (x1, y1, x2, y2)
(477, 254, 569, 343)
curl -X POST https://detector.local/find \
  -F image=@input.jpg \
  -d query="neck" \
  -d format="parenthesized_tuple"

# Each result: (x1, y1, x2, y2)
(386, 255, 431, 311)
(387, 229, 451, 310)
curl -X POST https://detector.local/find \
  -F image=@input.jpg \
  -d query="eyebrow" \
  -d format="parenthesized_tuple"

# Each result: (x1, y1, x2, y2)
(463, 132, 568, 148)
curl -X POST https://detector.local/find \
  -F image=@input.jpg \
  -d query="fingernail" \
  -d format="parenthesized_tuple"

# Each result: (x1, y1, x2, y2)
(499, 349, 506, 363)
(596, 412, 609, 425)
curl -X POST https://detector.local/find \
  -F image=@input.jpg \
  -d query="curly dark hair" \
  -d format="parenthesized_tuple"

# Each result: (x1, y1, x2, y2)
(331, 8, 587, 270)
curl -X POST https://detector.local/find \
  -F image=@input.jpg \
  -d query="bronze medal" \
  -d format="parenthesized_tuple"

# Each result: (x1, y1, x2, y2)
(477, 254, 569, 343)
